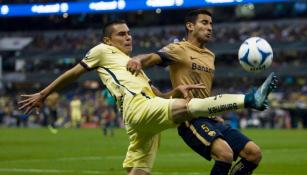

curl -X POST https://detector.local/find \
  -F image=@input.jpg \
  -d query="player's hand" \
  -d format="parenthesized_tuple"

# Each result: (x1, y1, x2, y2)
(18, 92, 45, 115)
(127, 59, 142, 76)
(176, 83, 206, 101)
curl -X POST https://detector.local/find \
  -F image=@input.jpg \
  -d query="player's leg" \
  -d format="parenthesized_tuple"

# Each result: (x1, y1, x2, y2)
(71, 113, 76, 128)
(171, 72, 277, 123)
(123, 132, 160, 175)
(178, 119, 233, 175)
(76, 112, 81, 128)
(127, 168, 150, 175)
(50, 108, 58, 128)
(122, 94, 173, 175)
(122, 72, 276, 174)
(229, 141, 262, 175)
(103, 122, 108, 136)
(218, 124, 260, 175)
(210, 138, 233, 175)
(109, 120, 114, 136)
(239, 141, 262, 164)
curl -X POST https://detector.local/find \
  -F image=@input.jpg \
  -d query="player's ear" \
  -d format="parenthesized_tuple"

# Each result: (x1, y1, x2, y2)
(186, 22, 194, 33)
(103, 37, 111, 45)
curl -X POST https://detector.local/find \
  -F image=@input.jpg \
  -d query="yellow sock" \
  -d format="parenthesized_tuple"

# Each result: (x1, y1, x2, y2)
(187, 94, 245, 118)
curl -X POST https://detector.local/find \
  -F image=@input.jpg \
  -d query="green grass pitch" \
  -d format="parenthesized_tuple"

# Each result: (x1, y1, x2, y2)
(0, 128, 307, 175)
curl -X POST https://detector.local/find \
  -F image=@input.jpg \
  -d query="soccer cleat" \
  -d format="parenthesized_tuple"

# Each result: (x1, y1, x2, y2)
(48, 125, 58, 134)
(245, 72, 277, 111)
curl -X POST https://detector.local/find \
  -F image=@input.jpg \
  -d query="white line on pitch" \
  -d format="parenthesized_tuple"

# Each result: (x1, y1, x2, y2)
(0, 168, 281, 175)
(0, 168, 119, 174)
(0, 153, 194, 164)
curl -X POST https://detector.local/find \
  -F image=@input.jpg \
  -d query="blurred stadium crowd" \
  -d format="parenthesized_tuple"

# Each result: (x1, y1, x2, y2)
(0, 19, 306, 55)
(0, 89, 122, 133)
(1, 20, 306, 76)
(0, 1, 306, 129)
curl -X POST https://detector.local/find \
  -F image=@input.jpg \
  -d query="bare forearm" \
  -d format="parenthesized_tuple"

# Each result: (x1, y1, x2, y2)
(136, 53, 161, 68)
(40, 64, 85, 98)
(160, 89, 179, 99)
(152, 84, 205, 100)
(151, 86, 180, 99)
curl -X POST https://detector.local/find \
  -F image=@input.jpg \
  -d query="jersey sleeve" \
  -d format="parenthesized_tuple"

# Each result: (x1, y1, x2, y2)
(140, 70, 151, 83)
(80, 46, 103, 71)
(156, 43, 185, 67)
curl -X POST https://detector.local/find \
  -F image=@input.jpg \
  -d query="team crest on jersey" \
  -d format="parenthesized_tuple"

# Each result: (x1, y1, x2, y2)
(107, 48, 116, 54)
(168, 45, 176, 51)
(160, 44, 175, 53)
(208, 131, 216, 137)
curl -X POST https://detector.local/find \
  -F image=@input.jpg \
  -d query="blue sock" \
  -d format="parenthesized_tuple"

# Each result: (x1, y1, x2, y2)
(229, 158, 258, 175)
(210, 161, 232, 175)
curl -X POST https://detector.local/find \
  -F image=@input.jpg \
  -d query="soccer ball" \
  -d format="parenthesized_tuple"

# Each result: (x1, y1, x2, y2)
(238, 37, 273, 72)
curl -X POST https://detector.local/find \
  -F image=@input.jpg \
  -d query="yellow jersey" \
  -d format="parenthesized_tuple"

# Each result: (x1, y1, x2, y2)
(80, 43, 176, 172)
(70, 99, 81, 114)
(80, 43, 155, 109)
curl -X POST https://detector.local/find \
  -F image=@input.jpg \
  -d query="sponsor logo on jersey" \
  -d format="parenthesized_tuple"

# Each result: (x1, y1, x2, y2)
(84, 51, 91, 59)
(192, 62, 213, 73)
(208, 131, 216, 137)
(208, 103, 238, 115)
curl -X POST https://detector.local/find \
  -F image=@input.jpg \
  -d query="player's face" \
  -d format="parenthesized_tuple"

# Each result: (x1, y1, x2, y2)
(108, 24, 132, 55)
(192, 14, 213, 43)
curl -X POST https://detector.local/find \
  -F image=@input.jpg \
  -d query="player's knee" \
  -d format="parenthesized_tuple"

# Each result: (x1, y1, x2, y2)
(243, 141, 262, 164)
(211, 138, 233, 163)
(127, 168, 150, 175)
(249, 145, 262, 164)
(212, 149, 233, 163)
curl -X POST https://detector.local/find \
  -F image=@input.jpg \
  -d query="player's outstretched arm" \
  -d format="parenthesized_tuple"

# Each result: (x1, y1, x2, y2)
(18, 63, 87, 114)
(151, 84, 206, 100)
(127, 53, 162, 76)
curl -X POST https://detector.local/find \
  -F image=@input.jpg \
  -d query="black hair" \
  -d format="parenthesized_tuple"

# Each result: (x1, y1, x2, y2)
(102, 19, 127, 38)
(184, 9, 212, 34)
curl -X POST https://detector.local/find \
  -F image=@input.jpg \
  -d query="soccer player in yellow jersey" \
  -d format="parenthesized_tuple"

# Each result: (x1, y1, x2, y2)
(19, 19, 276, 175)
(127, 9, 274, 175)
(70, 95, 82, 128)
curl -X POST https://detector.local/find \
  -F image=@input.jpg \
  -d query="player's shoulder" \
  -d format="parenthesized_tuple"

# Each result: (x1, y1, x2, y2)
(86, 43, 103, 55)
(87, 43, 116, 56)
(176, 40, 188, 47)
(203, 47, 215, 56)
(163, 41, 186, 52)
(91, 43, 112, 52)
(168, 41, 197, 51)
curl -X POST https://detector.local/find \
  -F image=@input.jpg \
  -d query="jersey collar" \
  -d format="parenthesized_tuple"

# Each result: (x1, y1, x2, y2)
(182, 39, 214, 56)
